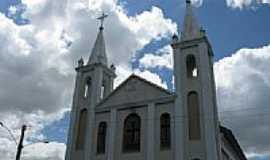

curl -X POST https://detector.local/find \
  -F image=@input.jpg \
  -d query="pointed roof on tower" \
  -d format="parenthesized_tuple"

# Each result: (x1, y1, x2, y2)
(182, 0, 201, 40)
(87, 13, 108, 66)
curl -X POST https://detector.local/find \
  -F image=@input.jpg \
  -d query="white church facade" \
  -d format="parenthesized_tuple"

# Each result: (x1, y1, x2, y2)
(65, 1, 247, 160)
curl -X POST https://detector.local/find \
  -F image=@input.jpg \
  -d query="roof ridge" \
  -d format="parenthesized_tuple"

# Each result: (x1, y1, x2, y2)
(131, 74, 173, 95)
(97, 74, 174, 106)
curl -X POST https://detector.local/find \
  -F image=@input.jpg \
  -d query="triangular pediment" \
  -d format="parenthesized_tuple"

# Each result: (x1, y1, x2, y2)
(97, 74, 173, 108)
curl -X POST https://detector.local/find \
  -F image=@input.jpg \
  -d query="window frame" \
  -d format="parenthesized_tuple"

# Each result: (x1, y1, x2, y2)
(122, 113, 141, 153)
(76, 108, 88, 150)
(187, 91, 201, 140)
(84, 77, 92, 98)
(160, 113, 171, 150)
(96, 122, 107, 154)
(186, 54, 198, 78)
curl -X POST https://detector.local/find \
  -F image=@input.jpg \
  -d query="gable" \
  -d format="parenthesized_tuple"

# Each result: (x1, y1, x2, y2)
(97, 75, 173, 108)
(220, 126, 247, 160)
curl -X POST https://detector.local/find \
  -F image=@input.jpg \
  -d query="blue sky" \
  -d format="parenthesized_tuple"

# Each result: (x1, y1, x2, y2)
(121, 0, 270, 60)
(0, 0, 269, 159)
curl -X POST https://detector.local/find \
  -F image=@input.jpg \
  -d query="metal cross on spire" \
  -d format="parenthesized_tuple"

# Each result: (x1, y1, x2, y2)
(97, 12, 108, 30)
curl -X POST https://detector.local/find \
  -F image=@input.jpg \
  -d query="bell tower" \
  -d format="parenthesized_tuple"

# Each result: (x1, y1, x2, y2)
(65, 14, 116, 160)
(172, 1, 221, 160)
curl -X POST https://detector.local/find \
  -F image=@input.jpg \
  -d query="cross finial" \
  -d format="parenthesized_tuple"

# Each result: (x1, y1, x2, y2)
(97, 12, 108, 30)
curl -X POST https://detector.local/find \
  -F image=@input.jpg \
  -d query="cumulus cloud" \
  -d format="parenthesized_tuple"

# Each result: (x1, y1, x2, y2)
(262, 0, 270, 3)
(65, 3, 176, 68)
(2, 0, 269, 159)
(0, 0, 176, 118)
(8, 6, 18, 16)
(0, 12, 73, 114)
(185, 0, 270, 9)
(0, 138, 66, 160)
(114, 65, 168, 89)
(0, 0, 176, 159)
(134, 69, 168, 89)
(215, 44, 270, 158)
(22, 142, 66, 160)
(137, 41, 270, 158)
(191, 0, 203, 7)
(118, 7, 177, 46)
(226, 0, 253, 8)
(0, 110, 67, 160)
(139, 45, 173, 69)
(226, 0, 270, 9)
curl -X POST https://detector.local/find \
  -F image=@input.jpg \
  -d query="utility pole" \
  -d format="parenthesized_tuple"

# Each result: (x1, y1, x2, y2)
(1, 122, 49, 159)
(16, 125, 27, 160)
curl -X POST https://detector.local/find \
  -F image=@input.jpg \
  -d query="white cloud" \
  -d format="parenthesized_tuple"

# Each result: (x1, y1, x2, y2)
(8, 6, 18, 17)
(0, 138, 16, 160)
(262, 0, 270, 3)
(114, 65, 168, 89)
(65, 0, 177, 66)
(138, 42, 270, 157)
(226, 0, 253, 9)
(184, 0, 270, 9)
(21, 142, 66, 160)
(191, 0, 203, 7)
(0, 137, 66, 160)
(134, 69, 168, 89)
(2, 0, 270, 159)
(0, 110, 67, 160)
(0, 12, 73, 115)
(118, 7, 177, 46)
(22, 0, 47, 6)
(215, 44, 270, 157)
(7, 4, 27, 18)
(226, 0, 270, 9)
(0, 0, 176, 159)
(114, 65, 133, 87)
(0, 0, 176, 116)
(139, 45, 173, 69)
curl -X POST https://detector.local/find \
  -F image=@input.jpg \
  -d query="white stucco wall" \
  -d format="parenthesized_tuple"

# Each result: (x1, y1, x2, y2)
(93, 96, 175, 160)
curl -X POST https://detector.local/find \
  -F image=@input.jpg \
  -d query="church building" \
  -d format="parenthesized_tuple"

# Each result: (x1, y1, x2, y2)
(65, 1, 247, 160)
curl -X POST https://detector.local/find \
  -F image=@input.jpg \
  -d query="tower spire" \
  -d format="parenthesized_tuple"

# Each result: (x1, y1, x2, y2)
(182, 0, 201, 40)
(87, 13, 108, 66)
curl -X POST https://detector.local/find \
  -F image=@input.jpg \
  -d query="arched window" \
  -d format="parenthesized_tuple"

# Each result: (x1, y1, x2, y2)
(100, 82, 105, 99)
(123, 113, 141, 152)
(186, 55, 198, 78)
(97, 122, 107, 154)
(76, 109, 88, 150)
(84, 77, 91, 98)
(188, 92, 201, 140)
(160, 113, 171, 149)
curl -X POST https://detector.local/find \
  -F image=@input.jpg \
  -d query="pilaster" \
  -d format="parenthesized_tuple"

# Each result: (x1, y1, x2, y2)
(147, 103, 155, 160)
(108, 109, 117, 160)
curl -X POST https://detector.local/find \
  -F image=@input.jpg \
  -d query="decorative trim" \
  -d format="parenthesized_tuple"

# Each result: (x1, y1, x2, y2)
(96, 74, 174, 107)
(95, 95, 175, 113)
(220, 126, 247, 160)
